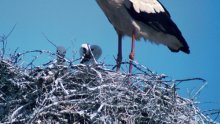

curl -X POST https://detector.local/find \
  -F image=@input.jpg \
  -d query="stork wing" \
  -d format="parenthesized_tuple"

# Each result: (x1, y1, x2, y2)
(125, 0, 190, 53)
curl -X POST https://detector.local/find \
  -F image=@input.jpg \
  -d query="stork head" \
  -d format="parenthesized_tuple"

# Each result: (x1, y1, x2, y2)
(57, 46, 66, 58)
(56, 46, 66, 65)
(79, 43, 102, 64)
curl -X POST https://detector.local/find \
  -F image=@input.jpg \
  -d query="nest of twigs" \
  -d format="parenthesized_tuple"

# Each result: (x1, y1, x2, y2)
(0, 56, 217, 124)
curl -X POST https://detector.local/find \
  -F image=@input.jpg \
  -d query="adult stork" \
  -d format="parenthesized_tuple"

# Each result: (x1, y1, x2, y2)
(96, 0, 190, 73)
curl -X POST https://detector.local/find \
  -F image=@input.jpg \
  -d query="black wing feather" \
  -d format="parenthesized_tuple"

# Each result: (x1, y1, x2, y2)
(125, 2, 190, 54)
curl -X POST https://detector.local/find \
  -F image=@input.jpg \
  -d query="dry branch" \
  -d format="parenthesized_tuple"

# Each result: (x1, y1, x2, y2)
(0, 56, 218, 124)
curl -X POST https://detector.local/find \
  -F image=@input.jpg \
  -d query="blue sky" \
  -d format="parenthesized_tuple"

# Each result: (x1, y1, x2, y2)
(1, 0, 220, 121)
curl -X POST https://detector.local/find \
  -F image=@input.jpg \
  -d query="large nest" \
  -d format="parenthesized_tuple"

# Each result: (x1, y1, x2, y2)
(0, 57, 217, 124)
(0, 30, 218, 123)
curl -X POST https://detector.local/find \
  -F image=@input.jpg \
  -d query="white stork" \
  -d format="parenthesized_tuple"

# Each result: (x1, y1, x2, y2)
(79, 43, 102, 64)
(96, 0, 190, 73)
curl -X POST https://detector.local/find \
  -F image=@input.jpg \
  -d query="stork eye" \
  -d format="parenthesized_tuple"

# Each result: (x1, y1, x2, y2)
(83, 48, 87, 53)
(91, 48, 94, 51)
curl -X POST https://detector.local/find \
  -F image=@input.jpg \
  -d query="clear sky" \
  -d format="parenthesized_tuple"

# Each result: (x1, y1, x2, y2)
(0, 0, 220, 121)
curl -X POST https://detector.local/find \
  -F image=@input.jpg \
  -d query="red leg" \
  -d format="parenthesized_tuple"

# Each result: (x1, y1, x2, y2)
(129, 33, 135, 73)
(116, 34, 122, 71)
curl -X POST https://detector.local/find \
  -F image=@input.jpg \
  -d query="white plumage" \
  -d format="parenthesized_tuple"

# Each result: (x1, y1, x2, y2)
(129, 0, 165, 13)
(79, 44, 102, 64)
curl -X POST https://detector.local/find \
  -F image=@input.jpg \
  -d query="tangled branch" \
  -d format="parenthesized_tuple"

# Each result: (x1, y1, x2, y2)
(0, 32, 219, 123)
(0, 56, 218, 123)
